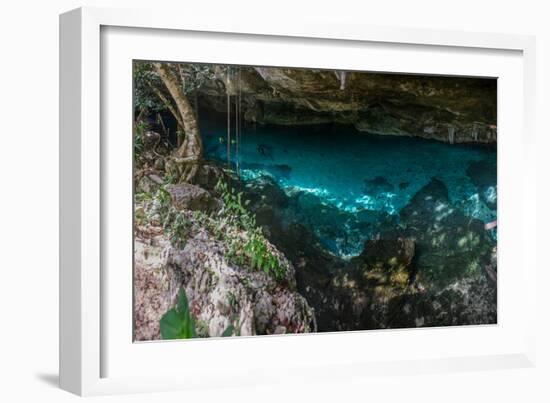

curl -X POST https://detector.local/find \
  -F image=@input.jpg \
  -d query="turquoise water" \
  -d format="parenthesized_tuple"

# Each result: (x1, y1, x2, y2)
(201, 117, 497, 257)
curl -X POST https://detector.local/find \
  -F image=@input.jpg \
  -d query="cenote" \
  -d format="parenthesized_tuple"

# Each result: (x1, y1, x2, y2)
(133, 62, 499, 338)
(200, 114, 497, 258)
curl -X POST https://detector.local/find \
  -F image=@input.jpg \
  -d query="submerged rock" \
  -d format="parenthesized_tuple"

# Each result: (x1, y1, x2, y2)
(234, 174, 496, 331)
(272, 164, 292, 179)
(354, 238, 415, 274)
(466, 159, 497, 190)
(363, 175, 394, 194)
(325, 238, 417, 328)
(256, 144, 274, 159)
(240, 162, 292, 179)
(398, 181, 410, 190)
(396, 178, 494, 287)
(386, 275, 497, 328)
(466, 158, 497, 208)
(401, 177, 449, 216)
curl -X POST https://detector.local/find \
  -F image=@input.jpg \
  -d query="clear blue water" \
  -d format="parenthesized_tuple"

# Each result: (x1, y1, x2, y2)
(201, 117, 497, 257)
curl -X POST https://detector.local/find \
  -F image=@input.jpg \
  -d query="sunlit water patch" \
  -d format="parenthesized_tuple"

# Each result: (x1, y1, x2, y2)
(202, 117, 497, 257)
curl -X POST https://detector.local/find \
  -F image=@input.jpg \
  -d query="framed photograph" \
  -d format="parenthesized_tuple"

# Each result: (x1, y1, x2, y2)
(60, 7, 537, 396)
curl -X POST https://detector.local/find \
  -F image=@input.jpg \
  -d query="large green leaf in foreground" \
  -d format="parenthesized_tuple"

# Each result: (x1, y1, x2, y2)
(160, 288, 196, 339)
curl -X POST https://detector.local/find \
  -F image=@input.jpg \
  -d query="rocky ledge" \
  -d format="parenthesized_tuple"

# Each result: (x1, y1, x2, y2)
(199, 67, 497, 143)
(134, 182, 316, 341)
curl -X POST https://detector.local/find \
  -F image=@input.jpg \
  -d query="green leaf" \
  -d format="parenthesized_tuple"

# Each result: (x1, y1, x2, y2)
(159, 288, 196, 340)
(159, 309, 185, 340)
(221, 324, 235, 337)
(177, 287, 190, 314)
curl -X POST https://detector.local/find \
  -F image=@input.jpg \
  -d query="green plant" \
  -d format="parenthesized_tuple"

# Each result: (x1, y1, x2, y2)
(150, 186, 192, 247)
(133, 120, 148, 160)
(221, 324, 235, 337)
(227, 291, 238, 308)
(135, 192, 153, 203)
(133, 61, 166, 113)
(243, 230, 287, 280)
(152, 186, 172, 223)
(168, 212, 190, 247)
(215, 180, 254, 230)
(163, 172, 179, 185)
(214, 180, 288, 280)
(159, 287, 240, 339)
(134, 206, 147, 227)
(156, 186, 172, 208)
(160, 288, 196, 339)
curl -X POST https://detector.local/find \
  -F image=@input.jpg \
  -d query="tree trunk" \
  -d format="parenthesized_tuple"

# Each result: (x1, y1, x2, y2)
(152, 63, 203, 161)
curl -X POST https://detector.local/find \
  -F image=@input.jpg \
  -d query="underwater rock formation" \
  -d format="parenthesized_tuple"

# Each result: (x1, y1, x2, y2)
(198, 67, 497, 143)
(236, 174, 496, 331)
(395, 177, 494, 287)
(466, 158, 498, 208)
(363, 175, 394, 194)
(330, 238, 417, 327)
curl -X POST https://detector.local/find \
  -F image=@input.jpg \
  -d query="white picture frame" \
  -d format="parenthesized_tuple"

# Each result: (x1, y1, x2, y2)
(59, 6, 537, 396)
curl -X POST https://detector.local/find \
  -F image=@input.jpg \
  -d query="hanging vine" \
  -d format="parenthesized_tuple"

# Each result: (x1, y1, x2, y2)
(226, 66, 231, 167)
(235, 67, 241, 176)
(224, 66, 243, 176)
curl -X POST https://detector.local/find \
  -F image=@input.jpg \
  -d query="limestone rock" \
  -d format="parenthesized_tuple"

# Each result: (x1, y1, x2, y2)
(164, 230, 317, 337)
(199, 67, 497, 144)
(134, 235, 181, 341)
(165, 183, 221, 213)
(136, 173, 163, 194)
(133, 213, 316, 340)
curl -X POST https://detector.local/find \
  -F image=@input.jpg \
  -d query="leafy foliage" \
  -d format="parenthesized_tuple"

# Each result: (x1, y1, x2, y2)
(153, 187, 172, 222)
(134, 120, 147, 155)
(243, 232, 285, 278)
(160, 288, 196, 339)
(221, 324, 235, 337)
(168, 212, 190, 248)
(133, 61, 218, 115)
(133, 62, 165, 114)
(214, 180, 288, 280)
(176, 63, 216, 95)
(149, 187, 191, 248)
(133, 120, 149, 167)
(159, 287, 240, 339)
